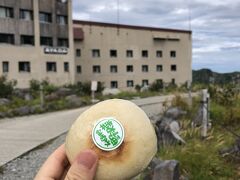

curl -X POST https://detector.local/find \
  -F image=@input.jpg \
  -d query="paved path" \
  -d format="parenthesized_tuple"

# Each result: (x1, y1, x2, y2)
(0, 93, 196, 166)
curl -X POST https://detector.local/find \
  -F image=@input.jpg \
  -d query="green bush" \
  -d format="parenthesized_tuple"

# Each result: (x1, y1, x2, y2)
(29, 79, 41, 91)
(171, 94, 189, 111)
(66, 81, 104, 96)
(149, 80, 163, 92)
(41, 80, 57, 94)
(0, 76, 17, 98)
(135, 84, 141, 92)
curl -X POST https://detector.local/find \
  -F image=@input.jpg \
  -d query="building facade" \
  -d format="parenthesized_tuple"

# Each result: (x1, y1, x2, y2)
(0, 0, 74, 88)
(73, 21, 192, 90)
(0, 0, 192, 90)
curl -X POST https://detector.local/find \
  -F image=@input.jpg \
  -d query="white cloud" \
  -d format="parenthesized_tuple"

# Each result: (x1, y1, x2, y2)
(73, 12, 90, 20)
(173, 8, 189, 15)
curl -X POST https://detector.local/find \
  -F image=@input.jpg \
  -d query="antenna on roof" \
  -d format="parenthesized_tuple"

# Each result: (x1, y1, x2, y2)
(117, 0, 120, 24)
(188, 0, 192, 31)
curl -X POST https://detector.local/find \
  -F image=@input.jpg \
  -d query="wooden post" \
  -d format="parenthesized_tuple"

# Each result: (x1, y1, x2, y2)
(187, 80, 192, 107)
(201, 89, 208, 138)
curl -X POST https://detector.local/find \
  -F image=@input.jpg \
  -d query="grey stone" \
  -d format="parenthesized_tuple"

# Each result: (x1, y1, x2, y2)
(102, 88, 121, 95)
(149, 157, 163, 170)
(24, 93, 33, 101)
(30, 105, 45, 114)
(170, 121, 180, 133)
(155, 108, 186, 147)
(219, 138, 240, 157)
(56, 87, 73, 97)
(45, 93, 59, 101)
(153, 160, 180, 180)
(12, 106, 31, 116)
(0, 98, 11, 106)
(0, 112, 7, 118)
(65, 95, 83, 107)
(13, 89, 30, 99)
(165, 107, 187, 120)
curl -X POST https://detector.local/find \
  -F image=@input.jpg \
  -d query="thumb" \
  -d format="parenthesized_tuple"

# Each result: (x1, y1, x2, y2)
(65, 150, 98, 180)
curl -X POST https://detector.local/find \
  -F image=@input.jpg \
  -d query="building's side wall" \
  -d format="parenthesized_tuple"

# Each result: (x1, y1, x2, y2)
(74, 24, 192, 90)
(0, 0, 74, 88)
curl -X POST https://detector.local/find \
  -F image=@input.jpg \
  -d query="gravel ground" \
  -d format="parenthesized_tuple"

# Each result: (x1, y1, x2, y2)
(0, 133, 66, 180)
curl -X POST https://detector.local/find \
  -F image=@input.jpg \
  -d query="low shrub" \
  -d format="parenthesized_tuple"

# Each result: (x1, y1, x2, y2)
(149, 80, 163, 92)
(0, 76, 17, 98)
(158, 121, 239, 179)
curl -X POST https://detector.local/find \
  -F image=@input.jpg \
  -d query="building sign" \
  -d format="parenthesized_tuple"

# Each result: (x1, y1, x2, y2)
(44, 47, 68, 55)
(91, 81, 98, 91)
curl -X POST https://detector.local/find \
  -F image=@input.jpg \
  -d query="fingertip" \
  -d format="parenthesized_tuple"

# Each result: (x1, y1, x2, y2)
(75, 150, 98, 169)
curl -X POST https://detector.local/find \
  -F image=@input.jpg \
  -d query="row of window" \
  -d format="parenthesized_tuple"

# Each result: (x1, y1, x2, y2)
(0, 6, 68, 25)
(75, 64, 177, 74)
(76, 49, 176, 58)
(2, 61, 69, 73)
(0, 33, 68, 47)
(106, 79, 175, 89)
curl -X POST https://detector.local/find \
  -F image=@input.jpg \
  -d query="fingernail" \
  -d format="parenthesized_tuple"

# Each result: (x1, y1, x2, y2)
(76, 150, 98, 169)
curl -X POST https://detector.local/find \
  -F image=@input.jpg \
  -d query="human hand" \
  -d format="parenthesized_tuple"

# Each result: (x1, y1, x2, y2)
(35, 144, 98, 180)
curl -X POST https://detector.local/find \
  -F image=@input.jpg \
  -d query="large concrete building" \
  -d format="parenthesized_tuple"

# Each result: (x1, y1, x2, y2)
(0, 0, 74, 88)
(73, 21, 192, 90)
(0, 0, 192, 90)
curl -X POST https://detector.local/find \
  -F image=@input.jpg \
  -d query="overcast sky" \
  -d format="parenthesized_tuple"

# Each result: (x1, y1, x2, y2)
(72, 0, 240, 73)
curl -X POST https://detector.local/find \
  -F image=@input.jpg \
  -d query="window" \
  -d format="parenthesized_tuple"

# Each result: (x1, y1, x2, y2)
(170, 51, 176, 58)
(93, 65, 101, 73)
(0, 33, 14, 44)
(0, 6, 14, 18)
(126, 65, 133, 72)
(57, 15, 68, 25)
(76, 49, 81, 57)
(19, 61, 30, 72)
(57, 0, 68, 3)
(142, 80, 149, 87)
(142, 65, 148, 72)
(156, 65, 163, 72)
(64, 62, 69, 72)
(142, 50, 148, 58)
(20, 9, 33, 20)
(2, 61, 9, 73)
(171, 65, 177, 71)
(40, 37, 53, 46)
(20, 35, 34, 45)
(111, 81, 118, 88)
(110, 50, 117, 58)
(126, 50, 133, 58)
(46, 62, 57, 72)
(110, 65, 118, 73)
(127, 80, 134, 87)
(172, 78, 175, 85)
(58, 38, 68, 47)
(156, 50, 162, 58)
(39, 12, 52, 23)
(76, 65, 81, 73)
(92, 49, 100, 58)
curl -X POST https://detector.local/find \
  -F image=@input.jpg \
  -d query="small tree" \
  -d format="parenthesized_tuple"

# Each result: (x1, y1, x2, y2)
(149, 80, 163, 92)
(135, 84, 141, 92)
(29, 79, 41, 91)
(0, 76, 17, 98)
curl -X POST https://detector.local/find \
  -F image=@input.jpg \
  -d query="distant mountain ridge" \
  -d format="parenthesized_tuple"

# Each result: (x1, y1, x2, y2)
(192, 69, 240, 85)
